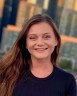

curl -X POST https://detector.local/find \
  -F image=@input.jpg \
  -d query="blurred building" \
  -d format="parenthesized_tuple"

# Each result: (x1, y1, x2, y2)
(0, 25, 21, 58)
(0, 0, 19, 43)
(55, 0, 64, 27)
(46, 0, 58, 21)
(59, 0, 77, 37)
(15, 0, 49, 26)
(0, 0, 5, 42)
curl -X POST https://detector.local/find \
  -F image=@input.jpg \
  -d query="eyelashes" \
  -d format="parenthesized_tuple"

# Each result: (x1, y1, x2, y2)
(29, 37, 37, 41)
(29, 35, 52, 41)
(43, 35, 51, 39)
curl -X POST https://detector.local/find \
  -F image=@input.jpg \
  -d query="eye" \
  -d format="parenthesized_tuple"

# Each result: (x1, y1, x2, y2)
(29, 36, 37, 40)
(43, 35, 51, 39)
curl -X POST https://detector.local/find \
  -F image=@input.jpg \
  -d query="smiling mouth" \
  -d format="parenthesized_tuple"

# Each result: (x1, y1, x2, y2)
(35, 48, 48, 51)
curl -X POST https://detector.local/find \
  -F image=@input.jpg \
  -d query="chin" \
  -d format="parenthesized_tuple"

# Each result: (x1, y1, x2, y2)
(34, 55, 49, 60)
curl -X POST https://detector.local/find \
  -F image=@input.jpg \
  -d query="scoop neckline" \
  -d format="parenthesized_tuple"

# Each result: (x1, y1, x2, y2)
(29, 65, 56, 81)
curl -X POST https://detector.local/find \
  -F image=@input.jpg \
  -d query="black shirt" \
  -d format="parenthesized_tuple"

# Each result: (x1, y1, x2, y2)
(13, 66, 76, 96)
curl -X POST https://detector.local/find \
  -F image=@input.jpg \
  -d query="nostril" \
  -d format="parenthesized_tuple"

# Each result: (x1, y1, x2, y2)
(37, 44, 44, 47)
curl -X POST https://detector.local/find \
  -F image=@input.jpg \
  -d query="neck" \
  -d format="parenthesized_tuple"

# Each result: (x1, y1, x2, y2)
(29, 57, 53, 78)
(30, 56, 53, 71)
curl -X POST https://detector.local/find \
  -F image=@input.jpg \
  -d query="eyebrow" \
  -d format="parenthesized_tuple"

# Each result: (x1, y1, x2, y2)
(28, 32, 51, 36)
(43, 33, 51, 35)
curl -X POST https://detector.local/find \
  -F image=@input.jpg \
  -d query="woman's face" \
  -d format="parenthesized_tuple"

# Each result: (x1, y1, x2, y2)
(26, 22, 57, 60)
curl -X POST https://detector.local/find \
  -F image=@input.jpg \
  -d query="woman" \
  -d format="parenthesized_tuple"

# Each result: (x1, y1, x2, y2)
(0, 14, 76, 96)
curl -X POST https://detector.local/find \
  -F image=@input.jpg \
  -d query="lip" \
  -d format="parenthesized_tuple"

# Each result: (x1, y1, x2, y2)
(35, 48, 48, 51)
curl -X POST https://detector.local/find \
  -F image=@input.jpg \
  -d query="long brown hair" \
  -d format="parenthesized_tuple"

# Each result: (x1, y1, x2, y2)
(0, 14, 61, 96)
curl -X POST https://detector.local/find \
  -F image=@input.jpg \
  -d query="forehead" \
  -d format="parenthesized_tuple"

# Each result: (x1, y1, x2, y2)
(28, 22, 54, 35)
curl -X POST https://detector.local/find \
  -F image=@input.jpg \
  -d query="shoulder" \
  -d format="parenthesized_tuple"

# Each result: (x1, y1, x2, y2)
(54, 66, 76, 92)
(54, 66, 76, 81)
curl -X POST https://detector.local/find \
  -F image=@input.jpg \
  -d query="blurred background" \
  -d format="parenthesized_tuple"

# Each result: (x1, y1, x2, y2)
(0, 0, 77, 77)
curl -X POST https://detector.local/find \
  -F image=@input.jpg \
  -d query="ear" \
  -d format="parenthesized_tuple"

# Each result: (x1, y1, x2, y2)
(54, 39, 58, 46)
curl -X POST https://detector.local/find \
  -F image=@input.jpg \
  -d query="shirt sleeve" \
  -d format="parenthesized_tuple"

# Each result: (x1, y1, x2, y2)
(66, 74, 76, 96)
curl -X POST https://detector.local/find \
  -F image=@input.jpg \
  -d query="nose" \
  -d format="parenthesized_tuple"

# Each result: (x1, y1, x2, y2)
(37, 37, 44, 46)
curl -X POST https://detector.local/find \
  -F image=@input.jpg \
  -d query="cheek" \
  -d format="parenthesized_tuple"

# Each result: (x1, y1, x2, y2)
(48, 43, 56, 52)
(49, 45, 55, 51)
(49, 40, 57, 46)
(47, 42, 56, 47)
(48, 46, 55, 56)
(26, 44, 31, 50)
(26, 42, 35, 50)
(26, 40, 32, 49)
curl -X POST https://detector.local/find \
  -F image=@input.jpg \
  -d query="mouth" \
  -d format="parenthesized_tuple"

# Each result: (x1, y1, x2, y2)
(35, 48, 48, 51)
